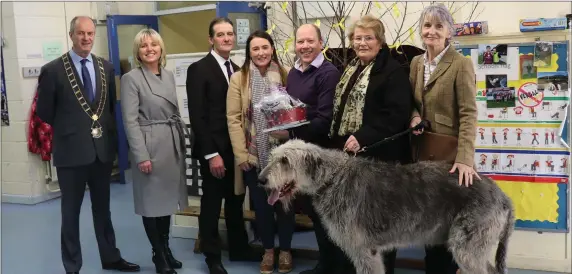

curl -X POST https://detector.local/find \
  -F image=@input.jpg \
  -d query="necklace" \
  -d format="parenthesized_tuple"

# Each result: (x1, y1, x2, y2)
(61, 53, 107, 138)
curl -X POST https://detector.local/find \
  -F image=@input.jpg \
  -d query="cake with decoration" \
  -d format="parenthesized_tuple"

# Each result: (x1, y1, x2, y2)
(255, 84, 310, 133)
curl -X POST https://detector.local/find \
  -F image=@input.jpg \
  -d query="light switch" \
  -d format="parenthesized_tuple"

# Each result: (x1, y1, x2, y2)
(22, 66, 41, 78)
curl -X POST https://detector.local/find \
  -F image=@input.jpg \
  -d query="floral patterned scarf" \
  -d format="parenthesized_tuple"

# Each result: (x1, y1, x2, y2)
(330, 58, 374, 137)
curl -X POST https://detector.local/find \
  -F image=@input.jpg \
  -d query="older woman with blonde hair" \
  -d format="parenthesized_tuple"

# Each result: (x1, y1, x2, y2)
(326, 14, 414, 274)
(120, 28, 188, 274)
(408, 3, 480, 274)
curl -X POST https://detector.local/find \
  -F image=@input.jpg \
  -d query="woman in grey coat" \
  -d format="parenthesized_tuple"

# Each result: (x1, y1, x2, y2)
(120, 28, 188, 274)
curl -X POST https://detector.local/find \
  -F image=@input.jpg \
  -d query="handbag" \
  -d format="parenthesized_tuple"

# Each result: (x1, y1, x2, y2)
(412, 131, 458, 163)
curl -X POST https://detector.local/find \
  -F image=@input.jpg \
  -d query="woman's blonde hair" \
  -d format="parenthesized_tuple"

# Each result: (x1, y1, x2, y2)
(347, 15, 387, 46)
(132, 28, 167, 68)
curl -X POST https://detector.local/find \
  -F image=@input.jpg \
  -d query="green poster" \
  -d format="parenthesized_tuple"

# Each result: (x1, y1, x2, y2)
(43, 41, 63, 61)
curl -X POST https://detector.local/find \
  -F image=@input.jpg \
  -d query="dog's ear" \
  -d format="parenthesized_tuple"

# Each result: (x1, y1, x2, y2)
(258, 160, 276, 182)
(304, 153, 322, 172)
(280, 156, 289, 166)
(258, 162, 272, 181)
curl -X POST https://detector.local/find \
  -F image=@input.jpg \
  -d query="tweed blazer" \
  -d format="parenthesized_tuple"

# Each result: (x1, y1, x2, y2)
(226, 69, 284, 195)
(409, 46, 478, 167)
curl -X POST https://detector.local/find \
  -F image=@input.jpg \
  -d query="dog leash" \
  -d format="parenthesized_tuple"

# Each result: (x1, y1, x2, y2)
(353, 120, 430, 155)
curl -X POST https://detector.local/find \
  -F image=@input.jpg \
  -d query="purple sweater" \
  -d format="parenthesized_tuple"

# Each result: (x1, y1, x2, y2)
(286, 61, 341, 145)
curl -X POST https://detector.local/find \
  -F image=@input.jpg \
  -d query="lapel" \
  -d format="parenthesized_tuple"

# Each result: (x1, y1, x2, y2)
(414, 56, 425, 104)
(424, 46, 455, 88)
(367, 46, 392, 93)
(206, 53, 229, 88)
(243, 74, 251, 110)
(231, 60, 240, 73)
(91, 54, 103, 108)
(140, 66, 177, 107)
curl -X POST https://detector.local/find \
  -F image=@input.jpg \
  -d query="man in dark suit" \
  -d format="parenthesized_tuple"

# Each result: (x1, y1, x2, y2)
(186, 17, 260, 274)
(36, 16, 140, 274)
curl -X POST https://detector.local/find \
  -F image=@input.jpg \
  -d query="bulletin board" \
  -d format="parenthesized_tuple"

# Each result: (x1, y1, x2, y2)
(457, 41, 570, 232)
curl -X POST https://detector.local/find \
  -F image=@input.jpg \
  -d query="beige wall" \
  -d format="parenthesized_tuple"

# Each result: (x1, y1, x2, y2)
(156, 1, 216, 11)
(159, 10, 216, 54)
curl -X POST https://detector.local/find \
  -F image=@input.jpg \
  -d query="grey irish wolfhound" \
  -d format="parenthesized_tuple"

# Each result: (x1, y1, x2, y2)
(259, 140, 515, 274)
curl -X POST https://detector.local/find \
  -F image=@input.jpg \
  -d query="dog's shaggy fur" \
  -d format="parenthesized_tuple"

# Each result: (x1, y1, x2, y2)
(259, 140, 515, 274)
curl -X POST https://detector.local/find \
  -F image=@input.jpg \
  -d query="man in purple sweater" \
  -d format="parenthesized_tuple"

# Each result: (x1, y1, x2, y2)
(270, 24, 342, 274)
(272, 24, 340, 146)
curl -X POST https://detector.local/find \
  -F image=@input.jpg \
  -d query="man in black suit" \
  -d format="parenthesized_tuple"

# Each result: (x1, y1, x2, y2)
(36, 16, 139, 274)
(186, 17, 260, 274)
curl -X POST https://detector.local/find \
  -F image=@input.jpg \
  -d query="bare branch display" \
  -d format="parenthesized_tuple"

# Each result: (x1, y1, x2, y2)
(261, 1, 484, 70)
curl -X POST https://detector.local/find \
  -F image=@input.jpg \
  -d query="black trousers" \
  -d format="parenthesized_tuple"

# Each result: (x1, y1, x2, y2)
(302, 195, 396, 274)
(244, 168, 295, 250)
(198, 153, 250, 263)
(424, 245, 459, 274)
(57, 159, 121, 272)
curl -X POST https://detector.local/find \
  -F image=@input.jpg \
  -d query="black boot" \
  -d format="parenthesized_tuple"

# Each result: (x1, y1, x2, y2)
(142, 217, 177, 274)
(152, 248, 177, 274)
(158, 216, 182, 269)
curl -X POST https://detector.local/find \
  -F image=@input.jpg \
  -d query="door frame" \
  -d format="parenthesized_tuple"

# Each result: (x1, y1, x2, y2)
(216, 2, 268, 30)
(106, 15, 159, 184)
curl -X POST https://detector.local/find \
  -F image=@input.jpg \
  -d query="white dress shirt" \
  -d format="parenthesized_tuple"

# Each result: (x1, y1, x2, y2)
(210, 49, 234, 83)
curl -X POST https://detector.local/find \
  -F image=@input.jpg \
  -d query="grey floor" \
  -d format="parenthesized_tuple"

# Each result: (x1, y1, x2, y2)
(1, 181, 565, 274)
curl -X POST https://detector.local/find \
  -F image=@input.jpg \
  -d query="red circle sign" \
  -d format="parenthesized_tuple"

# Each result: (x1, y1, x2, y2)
(517, 82, 544, 107)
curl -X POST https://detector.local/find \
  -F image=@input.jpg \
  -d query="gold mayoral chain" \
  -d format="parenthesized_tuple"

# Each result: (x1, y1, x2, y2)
(61, 54, 107, 139)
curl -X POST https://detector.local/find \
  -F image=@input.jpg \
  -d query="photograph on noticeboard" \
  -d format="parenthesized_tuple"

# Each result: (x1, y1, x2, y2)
(537, 71, 568, 96)
(519, 55, 537, 79)
(478, 44, 508, 65)
(534, 41, 553, 68)
(486, 87, 516, 108)
(486, 74, 508, 89)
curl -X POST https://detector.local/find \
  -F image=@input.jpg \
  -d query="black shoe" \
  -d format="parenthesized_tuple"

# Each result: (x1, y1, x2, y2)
(152, 249, 177, 274)
(207, 262, 228, 274)
(300, 263, 327, 274)
(228, 247, 263, 262)
(66, 272, 79, 274)
(162, 234, 182, 269)
(102, 258, 141, 272)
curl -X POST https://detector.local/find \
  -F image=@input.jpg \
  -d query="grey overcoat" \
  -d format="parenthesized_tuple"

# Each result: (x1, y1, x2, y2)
(120, 66, 189, 217)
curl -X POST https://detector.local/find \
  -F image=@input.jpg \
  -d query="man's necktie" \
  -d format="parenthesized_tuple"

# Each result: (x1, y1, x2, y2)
(80, 59, 94, 102)
(224, 61, 233, 81)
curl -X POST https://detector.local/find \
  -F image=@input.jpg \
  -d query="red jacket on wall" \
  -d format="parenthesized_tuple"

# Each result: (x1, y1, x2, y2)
(28, 87, 52, 161)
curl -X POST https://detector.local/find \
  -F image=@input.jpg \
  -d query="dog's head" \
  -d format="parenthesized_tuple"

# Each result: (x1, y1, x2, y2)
(259, 140, 324, 208)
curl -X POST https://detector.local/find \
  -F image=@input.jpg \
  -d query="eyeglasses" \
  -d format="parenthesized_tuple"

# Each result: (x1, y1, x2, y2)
(353, 36, 376, 43)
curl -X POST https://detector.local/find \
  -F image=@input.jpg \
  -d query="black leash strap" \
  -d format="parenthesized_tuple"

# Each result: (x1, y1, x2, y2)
(354, 120, 430, 155)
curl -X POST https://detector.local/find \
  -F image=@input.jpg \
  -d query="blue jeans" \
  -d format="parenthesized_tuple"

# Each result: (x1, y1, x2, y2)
(243, 168, 295, 250)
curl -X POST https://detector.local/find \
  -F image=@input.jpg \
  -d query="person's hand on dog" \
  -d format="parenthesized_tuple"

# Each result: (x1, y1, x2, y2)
(450, 162, 481, 187)
(209, 155, 226, 179)
(410, 116, 424, 135)
(343, 135, 361, 154)
(239, 161, 253, 171)
(270, 130, 290, 140)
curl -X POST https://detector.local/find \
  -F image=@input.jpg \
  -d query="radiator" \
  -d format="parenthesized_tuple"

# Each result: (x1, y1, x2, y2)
(44, 159, 60, 192)
(185, 123, 203, 197)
